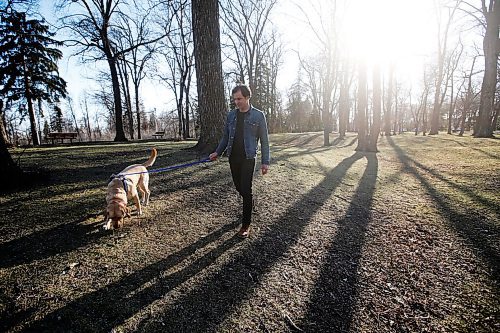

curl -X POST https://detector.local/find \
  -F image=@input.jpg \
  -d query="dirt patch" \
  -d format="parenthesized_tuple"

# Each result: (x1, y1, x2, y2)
(1, 132, 499, 332)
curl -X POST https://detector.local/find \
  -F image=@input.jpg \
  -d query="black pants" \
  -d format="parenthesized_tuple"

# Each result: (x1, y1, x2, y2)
(229, 157, 255, 227)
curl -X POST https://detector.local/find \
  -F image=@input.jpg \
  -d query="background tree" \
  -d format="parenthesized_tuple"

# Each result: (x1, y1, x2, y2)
(191, 0, 226, 152)
(473, 0, 499, 137)
(57, 0, 167, 142)
(429, 0, 461, 135)
(220, 0, 277, 107)
(0, 5, 67, 146)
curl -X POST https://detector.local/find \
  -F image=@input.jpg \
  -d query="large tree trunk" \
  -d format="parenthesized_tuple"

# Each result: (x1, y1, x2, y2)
(355, 62, 368, 152)
(191, 0, 227, 152)
(384, 65, 394, 136)
(338, 72, 349, 139)
(367, 65, 381, 152)
(474, 0, 499, 137)
(107, 57, 127, 142)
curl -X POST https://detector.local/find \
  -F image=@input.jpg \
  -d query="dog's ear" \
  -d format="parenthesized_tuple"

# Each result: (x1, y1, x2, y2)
(125, 206, 132, 218)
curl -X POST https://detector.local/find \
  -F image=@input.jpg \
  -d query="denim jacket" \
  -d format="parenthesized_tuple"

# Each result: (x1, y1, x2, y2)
(216, 106, 270, 165)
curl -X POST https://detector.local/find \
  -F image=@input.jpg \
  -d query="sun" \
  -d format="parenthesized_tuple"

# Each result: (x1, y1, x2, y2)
(340, 0, 436, 70)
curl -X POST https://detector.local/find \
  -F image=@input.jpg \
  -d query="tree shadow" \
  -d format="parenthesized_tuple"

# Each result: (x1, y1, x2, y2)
(25, 152, 365, 332)
(20, 223, 239, 332)
(0, 203, 105, 269)
(299, 153, 378, 332)
(387, 137, 500, 284)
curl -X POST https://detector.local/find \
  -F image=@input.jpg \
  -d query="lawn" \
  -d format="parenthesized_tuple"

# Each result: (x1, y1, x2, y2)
(0, 132, 499, 332)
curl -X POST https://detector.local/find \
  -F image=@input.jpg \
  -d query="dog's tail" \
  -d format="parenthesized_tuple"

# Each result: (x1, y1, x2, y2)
(142, 148, 157, 167)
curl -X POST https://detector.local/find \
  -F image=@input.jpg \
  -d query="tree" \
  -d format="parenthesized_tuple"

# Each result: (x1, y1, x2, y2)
(473, 0, 500, 137)
(220, 0, 277, 109)
(429, 0, 461, 135)
(191, 0, 226, 152)
(0, 5, 67, 146)
(355, 62, 368, 151)
(58, 0, 166, 142)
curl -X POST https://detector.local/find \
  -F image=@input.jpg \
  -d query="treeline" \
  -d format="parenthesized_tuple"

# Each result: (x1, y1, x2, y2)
(0, 0, 499, 149)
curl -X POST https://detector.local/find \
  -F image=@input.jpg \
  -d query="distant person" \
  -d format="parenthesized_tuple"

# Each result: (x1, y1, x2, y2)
(209, 84, 270, 238)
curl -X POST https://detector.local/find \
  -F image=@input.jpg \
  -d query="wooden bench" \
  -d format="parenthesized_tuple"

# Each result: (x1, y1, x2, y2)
(46, 132, 78, 144)
(152, 131, 165, 139)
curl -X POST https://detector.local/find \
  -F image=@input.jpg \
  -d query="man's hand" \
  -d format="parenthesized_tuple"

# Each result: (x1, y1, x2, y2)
(261, 164, 269, 175)
(209, 152, 218, 161)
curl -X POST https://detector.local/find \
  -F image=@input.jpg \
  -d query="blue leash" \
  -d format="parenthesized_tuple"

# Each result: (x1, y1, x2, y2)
(115, 158, 212, 177)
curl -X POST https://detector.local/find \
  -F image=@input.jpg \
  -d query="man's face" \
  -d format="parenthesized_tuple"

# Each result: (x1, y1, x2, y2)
(232, 90, 250, 111)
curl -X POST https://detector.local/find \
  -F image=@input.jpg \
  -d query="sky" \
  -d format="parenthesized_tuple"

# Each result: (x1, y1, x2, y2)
(35, 0, 472, 120)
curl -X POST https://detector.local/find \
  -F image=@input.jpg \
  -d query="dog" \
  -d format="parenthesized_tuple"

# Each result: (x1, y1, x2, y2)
(104, 148, 157, 230)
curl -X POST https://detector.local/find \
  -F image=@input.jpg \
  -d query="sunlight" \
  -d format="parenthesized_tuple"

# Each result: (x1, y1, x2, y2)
(341, 0, 436, 69)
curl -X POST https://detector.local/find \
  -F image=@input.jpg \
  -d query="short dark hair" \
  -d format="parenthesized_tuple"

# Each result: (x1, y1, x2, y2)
(232, 84, 252, 98)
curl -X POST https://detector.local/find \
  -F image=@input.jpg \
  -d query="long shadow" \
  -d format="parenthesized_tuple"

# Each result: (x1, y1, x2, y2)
(299, 153, 378, 332)
(26, 152, 365, 332)
(136, 152, 366, 332)
(387, 137, 500, 285)
(0, 153, 214, 268)
(0, 200, 105, 269)
(21, 223, 238, 332)
(406, 153, 499, 218)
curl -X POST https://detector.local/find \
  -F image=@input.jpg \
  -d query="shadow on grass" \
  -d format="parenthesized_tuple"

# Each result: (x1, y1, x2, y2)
(135, 152, 367, 332)
(25, 152, 366, 332)
(299, 153, 378, 332)
(387, 137, 500, 284)
(0, 202, 104, 269)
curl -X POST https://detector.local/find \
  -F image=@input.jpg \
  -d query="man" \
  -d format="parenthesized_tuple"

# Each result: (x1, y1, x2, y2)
(209, 84, 270, 238)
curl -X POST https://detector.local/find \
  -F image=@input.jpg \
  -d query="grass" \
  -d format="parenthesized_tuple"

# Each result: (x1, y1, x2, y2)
(0, 132, 499, 332)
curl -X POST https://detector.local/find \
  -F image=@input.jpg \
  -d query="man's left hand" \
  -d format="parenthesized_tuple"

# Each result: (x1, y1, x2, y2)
(261, 164, 269, 175)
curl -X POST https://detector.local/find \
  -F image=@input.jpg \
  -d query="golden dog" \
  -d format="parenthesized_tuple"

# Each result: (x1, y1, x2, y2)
(104, 148, 157, 230)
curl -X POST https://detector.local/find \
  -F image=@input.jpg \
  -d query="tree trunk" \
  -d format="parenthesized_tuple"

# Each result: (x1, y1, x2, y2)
(367, 65, 381, 152)
(384, 65, 394, 136)
(338, 69, 349, 139)
(107, 57, 127, 142)
(22, 57, 39, 146)
(474, 0, 499, 137)
(355, 63, 368, 152)
(134, 84, 142, 140)
(191, 0, 227, 152)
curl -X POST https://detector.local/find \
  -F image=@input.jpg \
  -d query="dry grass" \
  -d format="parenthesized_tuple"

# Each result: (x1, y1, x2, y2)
(0, 132, 499, 332)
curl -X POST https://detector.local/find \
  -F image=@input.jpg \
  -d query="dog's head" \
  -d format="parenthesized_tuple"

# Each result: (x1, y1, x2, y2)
(104, 201, 131, 230)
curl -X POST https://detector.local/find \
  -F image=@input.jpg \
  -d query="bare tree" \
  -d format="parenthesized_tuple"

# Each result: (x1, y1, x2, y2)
(355, 61, 368, 151)
(429, 0, 461, 135)
(57, 0, 167, 141)
(220, 0, 277, 107)
(470, 0, 500, 137)
(191, 0, 227, 151)
(296, 0, 340, 146)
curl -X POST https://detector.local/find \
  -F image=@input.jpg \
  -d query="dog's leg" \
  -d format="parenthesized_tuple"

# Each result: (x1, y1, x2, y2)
(132, 193, 142, 215)
(139, 174, 151, 206)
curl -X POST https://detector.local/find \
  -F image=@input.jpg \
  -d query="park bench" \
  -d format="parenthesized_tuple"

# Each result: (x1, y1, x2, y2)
(152, 131, 165, 139)
(46, 132, 78, 144)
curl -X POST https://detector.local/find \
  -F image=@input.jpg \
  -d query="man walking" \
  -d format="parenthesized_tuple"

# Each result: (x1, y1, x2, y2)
(209, 84, 270, 238)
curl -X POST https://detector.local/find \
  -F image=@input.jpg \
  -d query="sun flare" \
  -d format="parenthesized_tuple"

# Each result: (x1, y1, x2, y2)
(341, 0, 436, 68)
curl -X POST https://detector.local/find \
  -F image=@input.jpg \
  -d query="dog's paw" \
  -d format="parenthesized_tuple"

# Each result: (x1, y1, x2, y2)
(103, 220, 112, 230)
